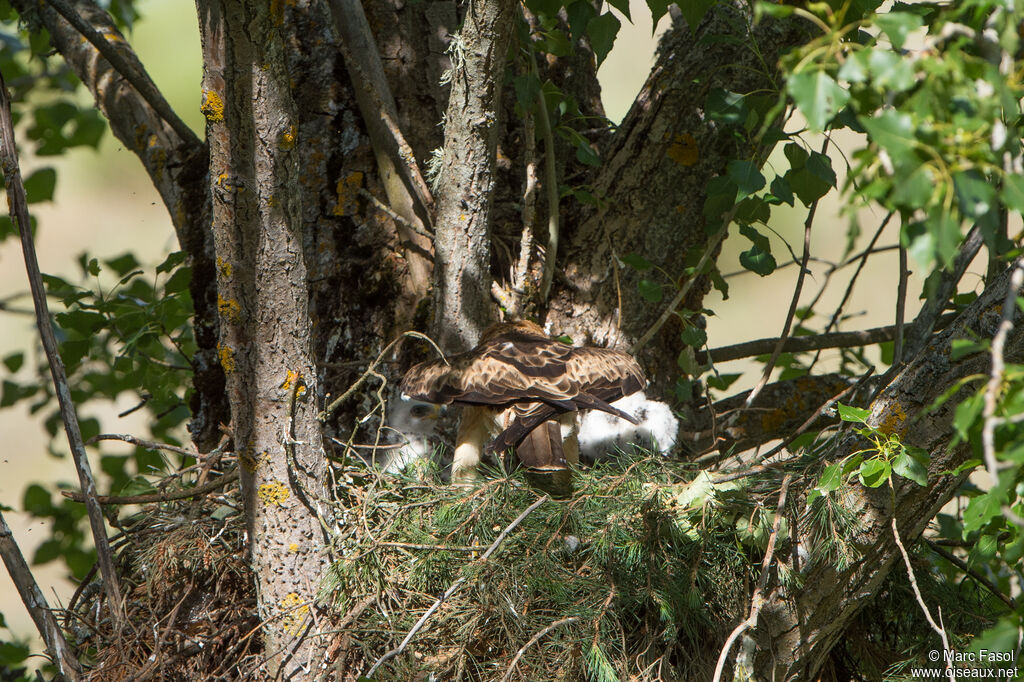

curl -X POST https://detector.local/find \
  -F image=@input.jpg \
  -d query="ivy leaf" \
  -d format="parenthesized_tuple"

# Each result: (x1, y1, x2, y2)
(787, 70, 850, 132)
(705, 89, 746, 125)
(706, 373, 741, 391)
(3, 352, 24, 373)
(768, 175, 794, 206)
(738, 224, 775, 276)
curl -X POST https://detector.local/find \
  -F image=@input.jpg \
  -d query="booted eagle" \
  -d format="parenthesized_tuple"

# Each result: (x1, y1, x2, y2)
(399, 320, 646, 482)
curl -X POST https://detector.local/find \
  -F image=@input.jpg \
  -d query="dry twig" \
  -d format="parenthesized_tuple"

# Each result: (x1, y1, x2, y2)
(0, 70, 125, 628)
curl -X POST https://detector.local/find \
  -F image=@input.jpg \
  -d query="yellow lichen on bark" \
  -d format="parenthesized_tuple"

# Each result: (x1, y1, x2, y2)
(279, 124, 297, 150)
(278, 593, 309, 636)
(666, 133, 698, 166)
(257, 481, 290, 506)
(201, 90, 225, 122)
(878, 402, 908, 436)
(216, 257, 233, 279)
(217, 294, 241, 323)
(217, 343, 237, 373)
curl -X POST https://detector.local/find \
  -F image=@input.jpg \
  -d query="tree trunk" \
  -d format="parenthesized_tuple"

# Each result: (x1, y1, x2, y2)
(197, 1, 331, 675)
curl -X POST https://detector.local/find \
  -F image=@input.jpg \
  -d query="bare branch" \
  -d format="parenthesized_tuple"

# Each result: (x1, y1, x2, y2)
(982, 256, 1024, 484)
(44, 0, 198, 145)
(62, 469, 239, 505)
(702, 313, 957, 364)
(0, 71, 125, 628)
(0, 512, 82, 680)
(893, 518, 953, 679)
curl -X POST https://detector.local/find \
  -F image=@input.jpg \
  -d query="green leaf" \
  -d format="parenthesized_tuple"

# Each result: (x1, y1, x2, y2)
(2, 352, 24, 373)
(605, 0, 630, 20)
(1000, 174, 1024, 213)
(860, 109, 916, 164)
(954, 170, 996, 219)
(638, 279, 663, 302)
(726, 159, 766, 199)
(783, 143, 808, 170)
(23, 167, 56, 203)
(739, 245, 776, 276)
(156, 251, 188, 275)
(621, 253, 653, 271)
(892, 450, 928, 486)
(858, 458, 891, 487)
(963, 489, 1004, 532)
(768, 175, 794, 206)
(22, 484, 52, 515)
(680, 326, 707, 348)
(874, 11, 923, 50)
(953, 392, 984, 440)
(645, 0, 672, 28)
(837, 403, 870, 423)
(513, 74, 542, 112)
(787, 70, 850, 131)
(566, 1, 597, 40)
(105, 252, 141, 277)
(55, 310, 107, 336)
(586, 13, 620, 66)
(706, 373, 741, 391)
(676, 0, 714, 31)
(890, 164, 935, 207)
(705, 89, 746, 125)
(818, 463, 843, 492)
(788, 155, 835, 206)
(951, 338, 986, 360)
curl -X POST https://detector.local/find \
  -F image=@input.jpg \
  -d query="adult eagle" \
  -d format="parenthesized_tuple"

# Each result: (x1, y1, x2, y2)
(400, 320, 646, 482)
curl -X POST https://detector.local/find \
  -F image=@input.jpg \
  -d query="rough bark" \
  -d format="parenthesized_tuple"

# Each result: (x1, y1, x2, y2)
(549, 6, 811, 394)
(431, 0, 518, 351)
(746, 262, 1024, 680)
(11, 0, 227, 450)
(197, 1, 331, 676)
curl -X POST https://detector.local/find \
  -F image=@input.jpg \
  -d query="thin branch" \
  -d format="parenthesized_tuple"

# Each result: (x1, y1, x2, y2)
(537, 83, 559, 304)
(982, 257, 1024, 485)
(893, 240, 909, 365)
(44, 0, 198, 146)
(702, 313, 957, 364)
(745, 139, 827, 408)
(88, 433, 199, 459)
(329, 0, 434, 220)
(62, 468, 239, 505)
(514, 108, 538, 294)
(358, 187, 434, 238)
(925, 539, 1015, 610)
(501, 616, 578, 681)
(0, 511, 83, 679)
(712, 475, 792, 682)
(364, 495, 549, 678)
(321, 331, 445, 419)
(902, 223, 984, 361)
(0, 71, 125, 629)
(892, 518, 953, 678)
(631, 215, 734, 355)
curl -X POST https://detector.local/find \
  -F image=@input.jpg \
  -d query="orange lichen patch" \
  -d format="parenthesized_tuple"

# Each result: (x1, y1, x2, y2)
(217, 295, 241, 323)
(201, 90, 225, 123)
(241, 450, 271, 473)
(258, 481, 290, 506)
(280, 124, 297, 150)
(217, 343, 237, 373)
(289, 543, 300, 553)
(216, 257, 233, 279)
(667, 133, 699, 166)
(332, 171, 364, 216)
(279, 593, 309, 636)
(878, 401, 908, 436)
